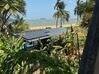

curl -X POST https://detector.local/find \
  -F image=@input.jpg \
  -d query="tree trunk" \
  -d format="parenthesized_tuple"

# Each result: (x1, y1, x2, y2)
(60, 18, 62, 27)
(79, 0, 99, 74)
(94, 49, 99, 74)
(56, 18, 58, 28)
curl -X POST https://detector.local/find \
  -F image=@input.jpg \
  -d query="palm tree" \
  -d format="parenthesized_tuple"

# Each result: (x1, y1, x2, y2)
(61, 10, 69, 26)
(79, 0, 99, 74)
(53, 11, 59, 28)
(0, 0, 25, 35)
(12, 15, 29, 32)
(54, 0, 65, 10)
(54, 0, 69, 28)
(75, 0, 95, 27)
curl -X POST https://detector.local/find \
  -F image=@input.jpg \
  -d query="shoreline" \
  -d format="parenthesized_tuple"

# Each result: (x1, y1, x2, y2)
(29, 24, 79, 30)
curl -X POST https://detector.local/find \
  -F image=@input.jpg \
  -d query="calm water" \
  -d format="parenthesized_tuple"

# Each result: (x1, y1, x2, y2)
(20, 27, 67, 41)
(47, 27, 67, 36)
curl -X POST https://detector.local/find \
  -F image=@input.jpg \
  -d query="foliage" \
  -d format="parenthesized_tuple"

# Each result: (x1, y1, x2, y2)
(0, 41, 79, 74)
(0, 48, 79, 74)
(53, 0, 69, 27)
(75, 0, 95, 27)
(0, 0, 26, 35)
(12, 15, 29, 32)
(0, 34, 24, 72)
(0, 29, 82, 74)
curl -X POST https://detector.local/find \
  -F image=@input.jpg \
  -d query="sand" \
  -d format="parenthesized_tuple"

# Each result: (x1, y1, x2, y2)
(29, 23, 79, 30)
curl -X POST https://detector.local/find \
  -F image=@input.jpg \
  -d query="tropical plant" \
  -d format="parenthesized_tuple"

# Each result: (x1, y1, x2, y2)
(0, 38, 79, 74)
(12, 15, 29, 32)
(75, 0, 95, 27)
(0, 0, 25, 35)
(0, 48, 79, 74)
(0, 34, 24, 73)
(54, 0, 69, 27)
(0, 31, 80, 74)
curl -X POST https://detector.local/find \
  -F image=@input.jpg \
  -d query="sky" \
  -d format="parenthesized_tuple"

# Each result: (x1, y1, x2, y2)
(25, 0, 77, 20)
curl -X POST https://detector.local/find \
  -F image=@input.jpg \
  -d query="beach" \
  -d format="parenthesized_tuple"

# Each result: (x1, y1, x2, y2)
(29, 23, 79, 30)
